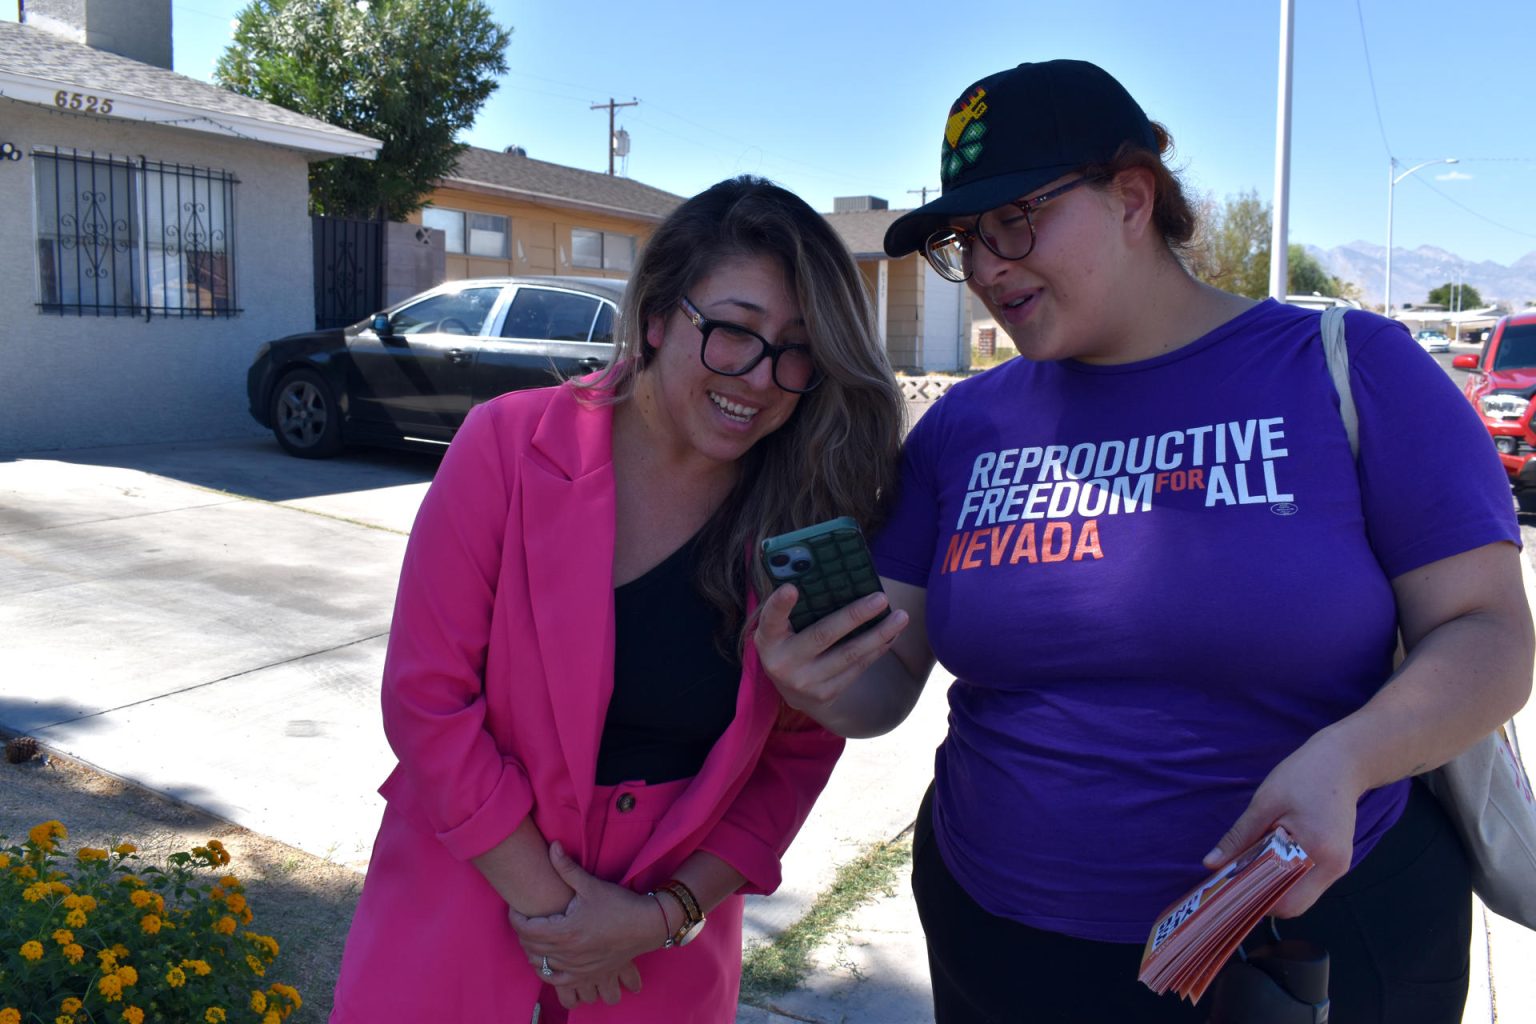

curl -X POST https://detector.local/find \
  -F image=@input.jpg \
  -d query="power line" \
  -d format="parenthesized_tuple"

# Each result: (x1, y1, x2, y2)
(503, 82, 599, 106)
(1352, 0, 1393, 160)
(622, 109, 879, 190)
(173, 2, 235, 25)
(636, 102, 872, 183)
(495, 80, 879, 191)
(1404, 174, 1536, 241)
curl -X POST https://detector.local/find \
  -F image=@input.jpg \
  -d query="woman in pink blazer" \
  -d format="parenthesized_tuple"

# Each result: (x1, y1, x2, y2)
(330, 177, 906, 1023)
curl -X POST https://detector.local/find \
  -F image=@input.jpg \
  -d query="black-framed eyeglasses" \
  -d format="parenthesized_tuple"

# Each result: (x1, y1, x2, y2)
(922, 176, 1096, 283)
(678, 296, 823, 393)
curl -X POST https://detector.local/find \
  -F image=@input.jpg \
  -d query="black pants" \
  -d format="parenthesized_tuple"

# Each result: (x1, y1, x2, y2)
(912, 779, 1472, 1024)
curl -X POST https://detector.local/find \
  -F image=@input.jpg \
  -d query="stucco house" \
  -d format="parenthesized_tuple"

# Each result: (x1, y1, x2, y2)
(415, 146, 685, 284)
(0, 1, 379, 453)
(823, 197, 971, 374)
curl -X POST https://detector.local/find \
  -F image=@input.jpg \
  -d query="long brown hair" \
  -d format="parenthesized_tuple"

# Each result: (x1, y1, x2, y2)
(575, 176, 905, 652)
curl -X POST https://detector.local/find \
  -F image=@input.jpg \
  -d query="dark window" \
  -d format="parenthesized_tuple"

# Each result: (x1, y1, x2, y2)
(1493, 325, 1536, 371)
(501, 289, 602, 342)
(34, 150, 239, 318)
(591, 303, 615, 345)
(389, 287, 502, 334)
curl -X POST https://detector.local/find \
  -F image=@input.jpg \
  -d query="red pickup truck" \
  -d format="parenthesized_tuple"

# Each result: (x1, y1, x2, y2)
(1453, 309, 1536, 511)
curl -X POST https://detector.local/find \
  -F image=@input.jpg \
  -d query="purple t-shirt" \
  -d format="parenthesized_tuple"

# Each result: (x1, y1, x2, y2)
(873, 299, 1518, 942)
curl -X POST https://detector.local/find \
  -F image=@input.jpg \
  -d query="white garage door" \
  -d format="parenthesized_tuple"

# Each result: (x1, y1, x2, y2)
(921, 265, 964, 372)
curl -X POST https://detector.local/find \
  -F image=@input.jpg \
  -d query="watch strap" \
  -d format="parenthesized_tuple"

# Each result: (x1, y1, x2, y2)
(658, 879, 705, 947)
(661, 880, 702, 925)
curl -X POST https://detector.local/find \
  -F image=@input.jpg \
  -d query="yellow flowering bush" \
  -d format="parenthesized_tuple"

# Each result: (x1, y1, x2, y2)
(1, 823, 301, 1023)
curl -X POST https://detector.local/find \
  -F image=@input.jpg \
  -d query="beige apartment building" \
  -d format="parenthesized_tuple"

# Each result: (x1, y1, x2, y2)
(414, 146, 684, 284)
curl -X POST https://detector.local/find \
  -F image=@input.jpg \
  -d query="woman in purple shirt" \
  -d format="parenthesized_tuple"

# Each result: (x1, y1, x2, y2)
(755, 60, 1532, 1023)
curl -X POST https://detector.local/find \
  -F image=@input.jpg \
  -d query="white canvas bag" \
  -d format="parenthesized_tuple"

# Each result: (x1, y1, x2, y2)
(1321, 305, 1536, 929)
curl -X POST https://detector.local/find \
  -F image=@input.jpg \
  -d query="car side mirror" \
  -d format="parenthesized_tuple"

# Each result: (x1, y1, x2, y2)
(1452, 353, 1480, 370)
(371, 313, 393, 337)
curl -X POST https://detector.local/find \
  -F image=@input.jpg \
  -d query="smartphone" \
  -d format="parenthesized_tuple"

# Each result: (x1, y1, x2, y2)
(759, 516, 889, 636)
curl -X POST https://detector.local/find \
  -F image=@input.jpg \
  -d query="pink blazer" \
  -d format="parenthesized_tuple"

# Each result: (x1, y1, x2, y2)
(331, 384, 844, 1023)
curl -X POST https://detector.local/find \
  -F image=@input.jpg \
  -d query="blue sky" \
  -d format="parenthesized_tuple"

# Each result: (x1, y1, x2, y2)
(7, 0, 1533, 268)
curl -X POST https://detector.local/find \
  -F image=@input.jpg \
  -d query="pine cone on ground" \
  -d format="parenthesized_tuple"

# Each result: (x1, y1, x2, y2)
(4, 736, 40, 764)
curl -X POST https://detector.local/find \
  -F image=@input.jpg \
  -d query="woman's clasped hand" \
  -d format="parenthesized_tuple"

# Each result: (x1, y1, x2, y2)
(508, 842, 649, 1008)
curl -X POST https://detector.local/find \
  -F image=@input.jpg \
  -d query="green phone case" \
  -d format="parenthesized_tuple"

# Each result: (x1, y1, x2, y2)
(759, 516, 888, 635)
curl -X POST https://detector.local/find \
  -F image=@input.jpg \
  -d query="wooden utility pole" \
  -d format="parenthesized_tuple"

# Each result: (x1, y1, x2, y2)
(591, 97, 639, 175)
(908, 186, 939, 204)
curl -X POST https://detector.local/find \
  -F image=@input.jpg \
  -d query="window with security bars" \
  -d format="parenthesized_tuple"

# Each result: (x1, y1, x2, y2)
(34, 150, 240, 318)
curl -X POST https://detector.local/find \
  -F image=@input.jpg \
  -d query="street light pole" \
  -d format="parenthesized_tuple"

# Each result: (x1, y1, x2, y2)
(1384, 155, 1458, 316)
(1268, 0, 1294, 301)
(1452, 265, 1463, 341)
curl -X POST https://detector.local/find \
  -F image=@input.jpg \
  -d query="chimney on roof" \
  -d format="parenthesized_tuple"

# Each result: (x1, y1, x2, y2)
(833, 196, 889, 213)
(21, 0, 173, 70)
(504, 145, 528, 157)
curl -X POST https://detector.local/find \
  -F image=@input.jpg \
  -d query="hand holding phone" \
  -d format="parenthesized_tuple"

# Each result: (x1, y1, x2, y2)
(759, 516, 888, 636)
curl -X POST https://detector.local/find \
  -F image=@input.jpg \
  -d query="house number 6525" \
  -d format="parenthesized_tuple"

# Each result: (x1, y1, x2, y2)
(54, 91, 115, 115)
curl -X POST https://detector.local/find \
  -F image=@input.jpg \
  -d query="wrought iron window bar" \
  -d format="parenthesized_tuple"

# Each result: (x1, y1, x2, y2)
(34, 148, 242, 319)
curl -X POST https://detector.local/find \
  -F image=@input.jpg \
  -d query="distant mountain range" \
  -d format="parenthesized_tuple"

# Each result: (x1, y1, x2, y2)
(1306, 242, 1536, 312)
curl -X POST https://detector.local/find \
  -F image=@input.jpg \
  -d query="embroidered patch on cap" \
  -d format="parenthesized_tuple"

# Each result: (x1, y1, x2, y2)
(941, 87, 988, 184)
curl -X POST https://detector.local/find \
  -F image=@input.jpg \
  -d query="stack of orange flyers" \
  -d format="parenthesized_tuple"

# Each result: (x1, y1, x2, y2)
(1137, 826, 1313, 1004)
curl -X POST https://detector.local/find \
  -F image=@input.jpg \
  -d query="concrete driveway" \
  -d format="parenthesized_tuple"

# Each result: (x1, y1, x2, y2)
(0, 437, 439, 869)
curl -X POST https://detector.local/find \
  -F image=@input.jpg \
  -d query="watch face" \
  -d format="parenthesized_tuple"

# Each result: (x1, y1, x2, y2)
(676, 917, 706, 947)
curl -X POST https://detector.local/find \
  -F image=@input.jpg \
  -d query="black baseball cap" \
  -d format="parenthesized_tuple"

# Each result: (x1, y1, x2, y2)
(883, 60, 1158, 258)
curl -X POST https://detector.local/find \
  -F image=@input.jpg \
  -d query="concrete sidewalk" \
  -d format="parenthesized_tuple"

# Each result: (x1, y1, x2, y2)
(3, 437, 1534, 1024)
(0, 436, 946, 1023)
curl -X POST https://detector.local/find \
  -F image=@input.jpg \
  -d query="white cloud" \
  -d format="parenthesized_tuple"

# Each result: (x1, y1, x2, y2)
(1436, 170, 1473, 181)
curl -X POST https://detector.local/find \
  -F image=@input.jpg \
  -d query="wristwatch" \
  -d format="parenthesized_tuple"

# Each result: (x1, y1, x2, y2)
(656, 879, 706, 948)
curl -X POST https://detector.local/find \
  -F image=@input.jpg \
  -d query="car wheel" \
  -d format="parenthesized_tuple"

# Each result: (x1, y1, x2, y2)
(271, 368, 344, 458)
(1518, 489, 1536, 516)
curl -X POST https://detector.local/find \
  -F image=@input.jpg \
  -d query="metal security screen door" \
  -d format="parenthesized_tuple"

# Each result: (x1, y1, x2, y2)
(311, 215, 383, 330)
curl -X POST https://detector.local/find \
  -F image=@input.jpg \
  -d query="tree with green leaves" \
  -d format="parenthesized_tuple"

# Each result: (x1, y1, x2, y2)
(1188, 190, 1271, 299)
(1427, 281, 1485, 310)
(1287, 245, 1339, 297)
(1187, 191, 1357, 301)
(217, 0, 511, 219)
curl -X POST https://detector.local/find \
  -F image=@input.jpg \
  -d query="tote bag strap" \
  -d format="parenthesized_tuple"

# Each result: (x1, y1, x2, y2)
(1320, 306, 1358, 459)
